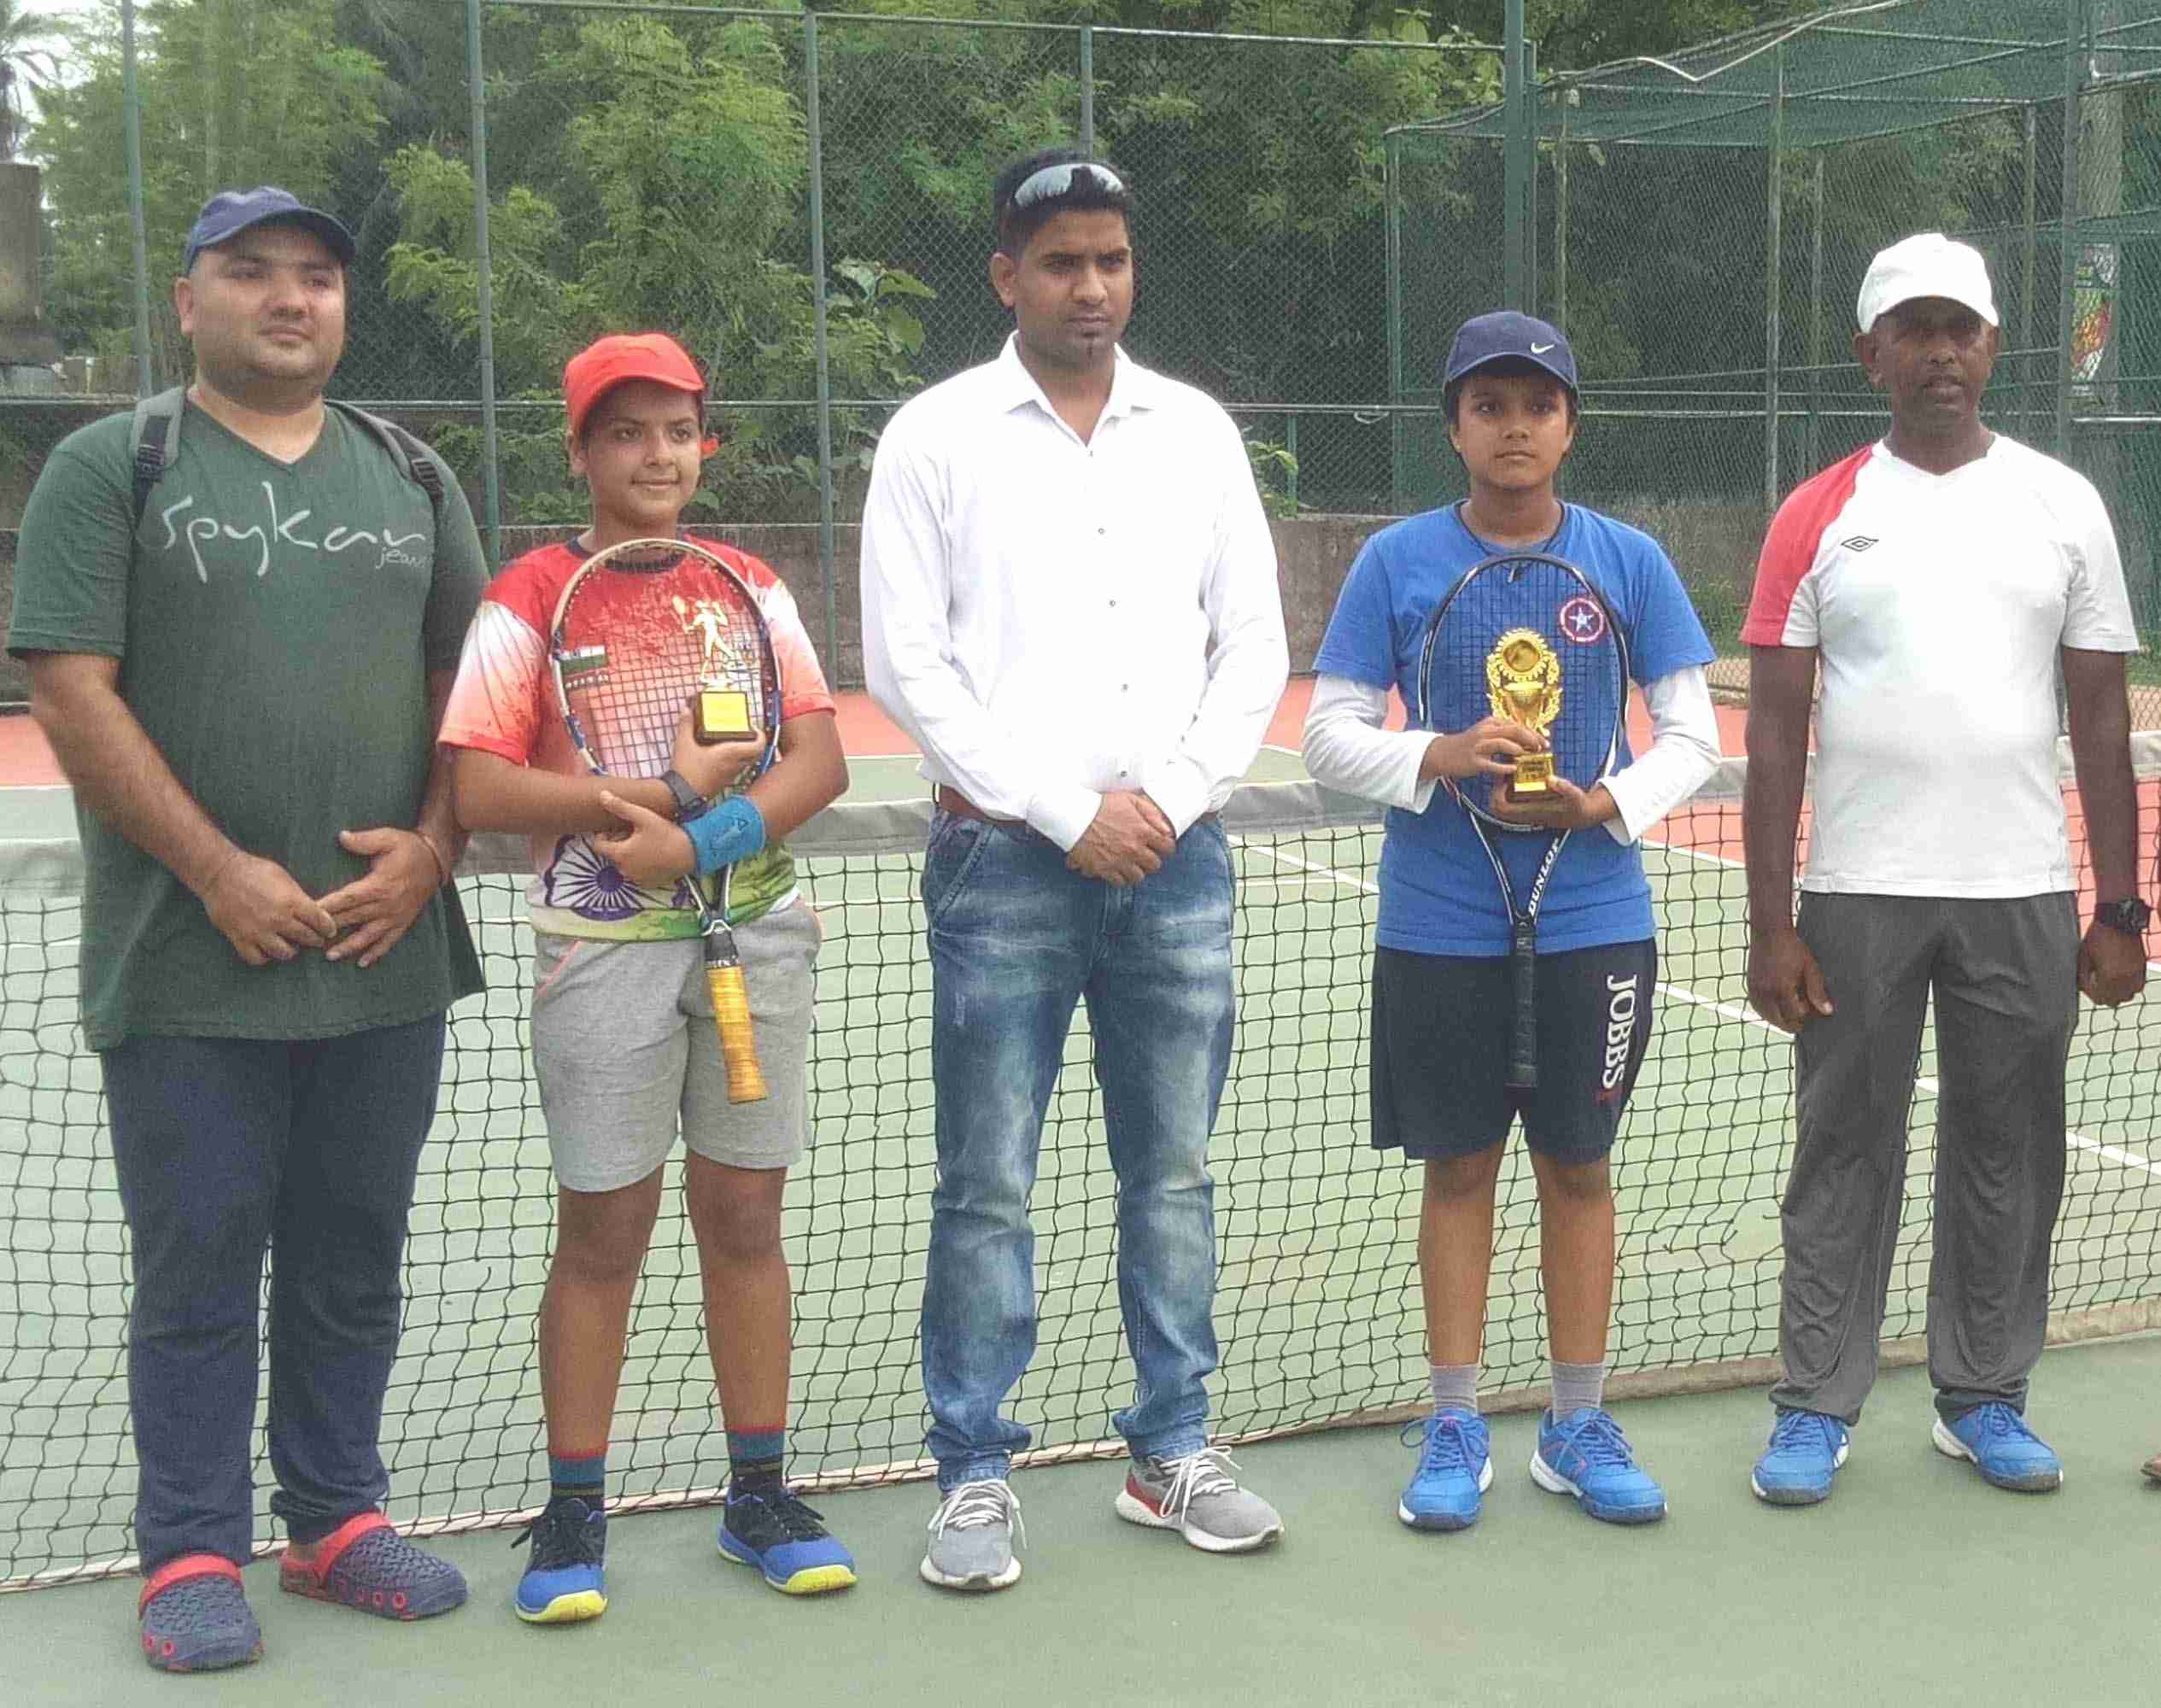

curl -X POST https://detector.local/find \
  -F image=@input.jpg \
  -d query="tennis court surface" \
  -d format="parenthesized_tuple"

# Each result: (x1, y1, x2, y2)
(3, 687, 2161, 1705)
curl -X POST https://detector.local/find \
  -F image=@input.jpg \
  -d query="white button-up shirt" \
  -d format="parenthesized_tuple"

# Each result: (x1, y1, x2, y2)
(861, 337, 1290, 849)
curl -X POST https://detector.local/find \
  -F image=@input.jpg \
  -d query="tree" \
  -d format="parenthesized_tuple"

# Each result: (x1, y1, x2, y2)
(0, 0, 60, 162)
(32, 0, 386, 375)
(382, 11, 936, 520)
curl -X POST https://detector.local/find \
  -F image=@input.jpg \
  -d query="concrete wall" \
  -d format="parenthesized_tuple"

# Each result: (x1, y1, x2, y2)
(0, 514, 1391, 709)
(0, 164, 60, 372)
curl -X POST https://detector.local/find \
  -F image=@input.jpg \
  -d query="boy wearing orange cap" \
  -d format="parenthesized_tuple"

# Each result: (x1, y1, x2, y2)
(439, 334, 853, 1619)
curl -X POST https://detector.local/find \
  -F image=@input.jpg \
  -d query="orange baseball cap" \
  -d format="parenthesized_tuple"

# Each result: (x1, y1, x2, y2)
(563, 332, 709, 440)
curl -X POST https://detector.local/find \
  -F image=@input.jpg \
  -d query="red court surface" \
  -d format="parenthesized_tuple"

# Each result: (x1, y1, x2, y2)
(0, 681, 1753, 791)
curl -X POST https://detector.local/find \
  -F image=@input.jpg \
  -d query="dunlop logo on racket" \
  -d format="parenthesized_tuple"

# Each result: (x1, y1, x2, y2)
(1485, 629, 1562, 801)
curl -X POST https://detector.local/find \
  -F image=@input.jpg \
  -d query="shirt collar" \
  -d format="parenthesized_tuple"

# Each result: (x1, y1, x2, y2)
(993, 333, 1162, 425)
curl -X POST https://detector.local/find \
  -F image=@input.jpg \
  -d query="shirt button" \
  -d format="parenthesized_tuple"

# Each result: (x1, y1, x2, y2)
(1098, 526, 1106, 535)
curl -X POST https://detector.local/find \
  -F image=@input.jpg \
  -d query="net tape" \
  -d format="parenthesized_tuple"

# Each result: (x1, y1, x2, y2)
(3, 740, 2160, 1588)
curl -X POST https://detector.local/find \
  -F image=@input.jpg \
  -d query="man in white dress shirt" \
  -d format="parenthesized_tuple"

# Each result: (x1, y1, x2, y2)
(861, 147, 1290, 1593)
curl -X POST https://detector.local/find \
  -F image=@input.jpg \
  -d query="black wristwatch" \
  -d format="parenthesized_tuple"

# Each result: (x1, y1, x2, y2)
(2094, 897, 2152, 938)
(660, 769, 712, 824)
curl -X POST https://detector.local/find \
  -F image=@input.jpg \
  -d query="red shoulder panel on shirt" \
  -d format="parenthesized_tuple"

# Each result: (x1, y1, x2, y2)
(1740, 445, 1871, 646)
(483, 541, 586, 634)
(682, 531, 782, 593)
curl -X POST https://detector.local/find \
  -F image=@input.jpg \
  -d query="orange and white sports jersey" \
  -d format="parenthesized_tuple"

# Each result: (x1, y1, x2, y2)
(1742, 436, 2136, 898)
(439, 535, 835, 939)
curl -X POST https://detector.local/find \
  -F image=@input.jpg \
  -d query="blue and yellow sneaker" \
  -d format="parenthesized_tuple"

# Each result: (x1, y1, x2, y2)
(1752, 1407, 1849, 1506)
(1530, 1407, 1667, 1524)
(717, 1484, 857, 1595)
(1397, 1407, 1493, 1531)
(512, 1496, 607, 1624)
(1932, 1402, 2063, 1492)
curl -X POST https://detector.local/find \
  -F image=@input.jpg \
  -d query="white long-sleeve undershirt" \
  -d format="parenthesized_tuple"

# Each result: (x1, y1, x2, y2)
(1300, 665, 1721, 843)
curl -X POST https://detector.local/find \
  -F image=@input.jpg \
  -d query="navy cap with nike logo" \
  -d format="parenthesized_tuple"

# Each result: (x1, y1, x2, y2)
(1444, 309, 1578, 394)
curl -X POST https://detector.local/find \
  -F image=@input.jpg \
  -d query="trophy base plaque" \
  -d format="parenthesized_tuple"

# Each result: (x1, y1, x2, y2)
(694, 687, 755, 744)
(1507, 752, 1555, 804)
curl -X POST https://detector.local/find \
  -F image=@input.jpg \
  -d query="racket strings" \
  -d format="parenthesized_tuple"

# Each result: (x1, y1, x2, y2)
(559, 559, 772, 781)
(1419, 557, 1627, 820)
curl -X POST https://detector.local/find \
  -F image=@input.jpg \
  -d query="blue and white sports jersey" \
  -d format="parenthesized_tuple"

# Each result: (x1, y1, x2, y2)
(1312, 504, 1714, 956)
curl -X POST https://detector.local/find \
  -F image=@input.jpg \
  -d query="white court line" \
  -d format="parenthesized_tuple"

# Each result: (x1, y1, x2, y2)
(1233, 839, 1376, 896)
(1642, 835, 2161, 977)
(1240, 837, 2161, 1184)
(1656, 973, 2161, 1180)
(1642, 837, 1745, 872)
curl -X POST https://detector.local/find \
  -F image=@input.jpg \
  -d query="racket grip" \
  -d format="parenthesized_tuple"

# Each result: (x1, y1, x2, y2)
(1506, 920, 1538, 1091)
(706, 962, 769, 1103)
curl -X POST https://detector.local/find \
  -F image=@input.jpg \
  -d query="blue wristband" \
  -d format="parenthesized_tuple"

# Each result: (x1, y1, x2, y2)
(685, 793, 767, 876)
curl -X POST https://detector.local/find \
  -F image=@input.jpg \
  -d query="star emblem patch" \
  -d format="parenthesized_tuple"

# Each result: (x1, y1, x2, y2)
(1557, 595, 1607, 645)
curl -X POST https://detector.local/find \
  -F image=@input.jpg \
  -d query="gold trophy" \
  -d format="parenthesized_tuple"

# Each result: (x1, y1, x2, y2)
(672, 594, 757, 746)
(1486, 629, 1562, 802)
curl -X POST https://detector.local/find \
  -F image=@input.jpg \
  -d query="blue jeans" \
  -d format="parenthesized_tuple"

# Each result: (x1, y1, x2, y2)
(919, 812, 1235, 1489)
(100, 1019, 447, 1571)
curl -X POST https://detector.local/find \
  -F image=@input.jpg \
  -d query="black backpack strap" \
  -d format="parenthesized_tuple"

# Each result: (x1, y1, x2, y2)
(330, 401, 446, 508)
(129, 394, 447, 537)
(128, 387, 190, 533)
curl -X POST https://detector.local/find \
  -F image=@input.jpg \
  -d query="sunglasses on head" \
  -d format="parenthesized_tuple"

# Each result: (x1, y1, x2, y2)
(1009, 161, 1126, 212)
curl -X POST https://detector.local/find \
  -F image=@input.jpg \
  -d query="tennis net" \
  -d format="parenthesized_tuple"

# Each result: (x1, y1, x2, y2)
(4, 742, 2160, 1588)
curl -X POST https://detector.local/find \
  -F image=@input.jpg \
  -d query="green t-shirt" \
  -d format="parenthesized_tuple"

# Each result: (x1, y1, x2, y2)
(8, 401, 488, 1049)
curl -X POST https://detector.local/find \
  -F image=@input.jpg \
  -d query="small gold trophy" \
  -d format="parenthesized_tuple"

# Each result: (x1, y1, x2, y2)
(673, 594, 757, 746)
(1486, 629, 1562, 802)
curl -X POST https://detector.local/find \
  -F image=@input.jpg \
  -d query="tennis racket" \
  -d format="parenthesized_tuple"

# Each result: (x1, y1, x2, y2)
(1415, 550, 1630, 1090)
(549, 535, 782, 1103)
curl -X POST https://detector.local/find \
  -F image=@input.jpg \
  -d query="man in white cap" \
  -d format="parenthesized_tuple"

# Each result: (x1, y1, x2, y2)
(1738, 232, 2144, 1504)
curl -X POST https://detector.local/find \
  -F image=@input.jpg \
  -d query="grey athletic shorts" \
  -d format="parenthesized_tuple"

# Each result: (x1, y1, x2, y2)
(529, 902, 819, 1193)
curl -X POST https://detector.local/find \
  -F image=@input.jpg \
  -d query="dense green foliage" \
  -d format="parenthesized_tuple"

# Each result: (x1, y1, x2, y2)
(24, 0, 1814, 514)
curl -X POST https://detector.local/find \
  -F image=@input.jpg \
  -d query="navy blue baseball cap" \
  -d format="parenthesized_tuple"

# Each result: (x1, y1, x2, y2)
(1444, 310, 1578, 393)
(183, 187, 356, 273)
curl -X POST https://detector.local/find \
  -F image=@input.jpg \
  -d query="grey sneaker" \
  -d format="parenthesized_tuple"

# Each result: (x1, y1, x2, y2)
(1115, 1447, 1284, 1553)
(919, 1479, 1023, 1592)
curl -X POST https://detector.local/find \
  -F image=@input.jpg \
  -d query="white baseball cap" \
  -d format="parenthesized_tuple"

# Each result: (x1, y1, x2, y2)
(1856, 232, 1998, 333)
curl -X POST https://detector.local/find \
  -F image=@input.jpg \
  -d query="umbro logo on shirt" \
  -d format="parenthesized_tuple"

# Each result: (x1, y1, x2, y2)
(1840, 535, 1879, 553)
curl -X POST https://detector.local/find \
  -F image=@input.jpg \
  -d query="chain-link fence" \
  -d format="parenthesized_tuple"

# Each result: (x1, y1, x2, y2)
(17, 3, 2161, 707)
(1394, 0, 2161, 714)
(0, 3, 1505, 689)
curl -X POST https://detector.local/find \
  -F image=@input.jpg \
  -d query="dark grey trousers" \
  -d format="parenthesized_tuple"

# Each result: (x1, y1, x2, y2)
(1770, 891, 2079, 1426)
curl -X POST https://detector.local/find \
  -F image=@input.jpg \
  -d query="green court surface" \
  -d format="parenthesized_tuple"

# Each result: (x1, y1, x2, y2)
(3, 747, 2160, 1662)
(3, 1337, 2161, 1708)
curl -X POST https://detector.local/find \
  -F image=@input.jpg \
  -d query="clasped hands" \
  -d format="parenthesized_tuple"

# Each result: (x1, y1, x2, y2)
(203, 825, 445, 971)
(1421, 717, 1613, 832)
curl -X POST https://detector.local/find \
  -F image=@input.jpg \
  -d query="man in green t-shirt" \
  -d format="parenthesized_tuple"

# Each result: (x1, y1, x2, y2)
(8, 187, 486, 1674)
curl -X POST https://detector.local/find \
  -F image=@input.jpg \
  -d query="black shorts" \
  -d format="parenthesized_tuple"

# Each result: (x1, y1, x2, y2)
(1370, 938, 1657, 1163)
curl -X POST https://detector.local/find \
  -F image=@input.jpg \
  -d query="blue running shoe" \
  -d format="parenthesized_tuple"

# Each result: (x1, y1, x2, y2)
(512, 1496, 607, 1624)
(717, 1484, 858, 1595)
(1752, 1408, 1849, 1506)
(1397, 1407, 1493, 1531)
(1530, 1407, 1667, 1524)
(1932, 1403, 2063, 1492)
